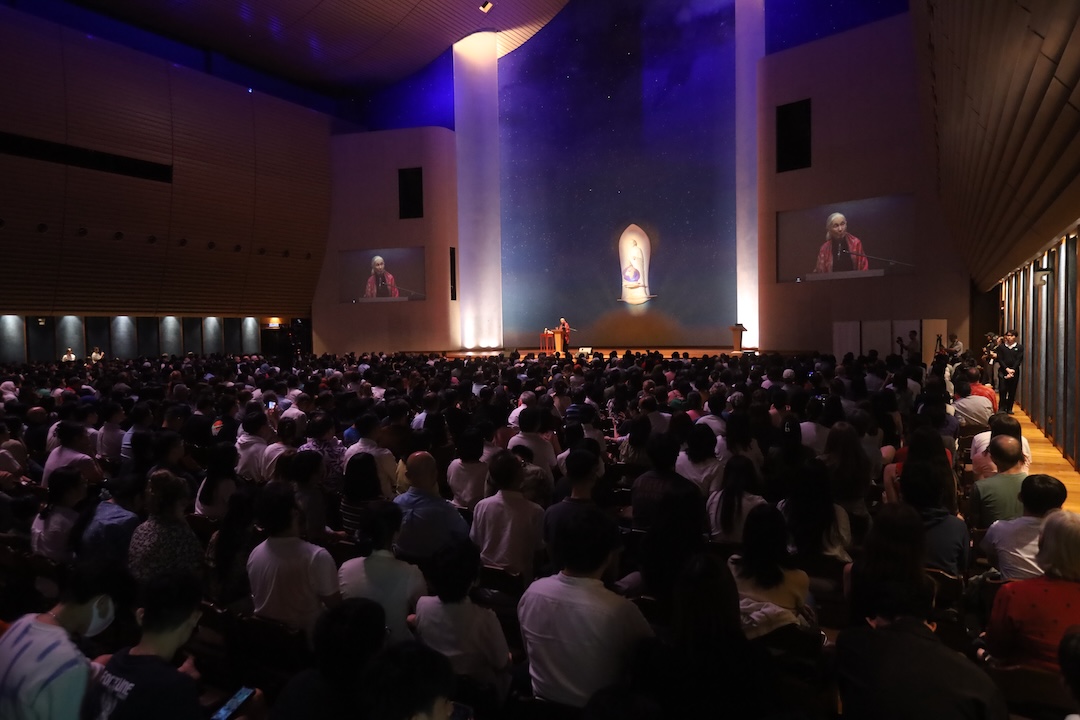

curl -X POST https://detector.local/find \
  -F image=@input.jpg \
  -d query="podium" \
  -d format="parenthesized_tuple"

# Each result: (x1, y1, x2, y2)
(554, 330, 566, 354)
(540, 331, 555, 353)
(803, 269, 885, 281)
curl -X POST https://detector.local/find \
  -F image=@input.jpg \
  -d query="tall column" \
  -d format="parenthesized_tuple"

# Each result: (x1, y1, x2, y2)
(453, 32, 502, 349)
(735, 0, 765, 349)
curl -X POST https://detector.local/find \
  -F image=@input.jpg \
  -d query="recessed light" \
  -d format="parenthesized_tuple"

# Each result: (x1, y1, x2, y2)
(479, 1, 492, 12)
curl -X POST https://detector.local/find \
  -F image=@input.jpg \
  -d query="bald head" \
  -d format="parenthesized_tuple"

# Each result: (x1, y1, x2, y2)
(405, 451, 438, 493)
(989, 434, 1024, 473)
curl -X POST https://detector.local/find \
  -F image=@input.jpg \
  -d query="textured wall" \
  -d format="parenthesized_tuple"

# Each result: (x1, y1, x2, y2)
(0, 6, 331, 318)
(0, 316, 26, 364)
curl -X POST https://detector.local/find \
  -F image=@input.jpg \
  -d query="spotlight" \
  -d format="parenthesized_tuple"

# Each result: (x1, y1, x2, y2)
(479, 1, 492, 11)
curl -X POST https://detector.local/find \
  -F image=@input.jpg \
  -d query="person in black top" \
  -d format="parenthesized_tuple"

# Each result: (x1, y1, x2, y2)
(81, 573, 206, 720)
(993, 329, 1024, 414)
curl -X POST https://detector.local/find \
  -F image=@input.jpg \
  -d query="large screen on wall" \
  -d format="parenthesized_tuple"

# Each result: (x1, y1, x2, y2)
(776, 194, 917, 283)
(338, 247, 426, 303)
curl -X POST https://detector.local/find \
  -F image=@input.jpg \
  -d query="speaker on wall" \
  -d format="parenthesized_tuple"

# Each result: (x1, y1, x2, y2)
(776, 98, 811, 173)
(449, 247, 457, 301)
(398, 167, 424, 219)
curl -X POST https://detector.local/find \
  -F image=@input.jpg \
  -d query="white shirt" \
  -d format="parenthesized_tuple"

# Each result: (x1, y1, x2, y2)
(280, 405, 308, 437)
(414, 597, 510, 695)
(235, 431, 269, 483)
(344, 439, 399, 499)
(339, 549, 426, 645)
(706, 490, 767, 543)
(41, 446, 98, 489)
(447, 459, 490, 510)
(674, 452, 724, 495)
(952, 395, 994, 427)
(0, 614, 89, 720)
(30, 507, 78, 563)
(247, 536, 338, 636)
(507, 433, 558, 482)
(97, 422, 125, 463)
(981, 515, 1046, 580)
(262, 442, 292, 484)
(517, 573, 653, 708)
(470, 490, 544, 581)
(970, 431, 1032, 481)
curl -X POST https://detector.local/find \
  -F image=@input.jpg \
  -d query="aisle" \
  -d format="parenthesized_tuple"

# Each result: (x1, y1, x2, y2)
(1013, 406, 1080, 513)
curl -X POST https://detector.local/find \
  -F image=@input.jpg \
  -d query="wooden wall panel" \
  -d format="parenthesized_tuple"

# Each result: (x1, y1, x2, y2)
(0, 7, 332, 318)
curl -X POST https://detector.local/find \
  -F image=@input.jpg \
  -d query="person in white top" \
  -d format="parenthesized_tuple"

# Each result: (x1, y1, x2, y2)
(447, 428, 490, 510)
(707, 455, 766, 543)
(507, 390, 537, 429)
(507, 407, 558, 485)
(952, 380, 994, 427)
(413, 539, 511, 699)
(31, 468, 87, 563)
(280, 393, 312, 439)
(676, 424, 724, 495)
(339, 500, 427, 645)
(343, 414, 398, 499)
(982, 474, 1067, 580)
(235, 411, 275, 483)
(0, 562, 118, 720)
(96, 402, 126, 465)
(247, 483, 340, 638)
(41, 421, 103, 489)
(470, 450, 544, 582)
(517, 505, 653, 708)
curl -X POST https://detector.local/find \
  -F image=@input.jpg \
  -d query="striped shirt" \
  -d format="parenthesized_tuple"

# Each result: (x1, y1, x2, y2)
(0, 614, 89, 720)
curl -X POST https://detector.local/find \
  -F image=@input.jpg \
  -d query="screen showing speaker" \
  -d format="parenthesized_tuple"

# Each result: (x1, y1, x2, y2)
(776, 193, 917, 283)
(339, 247, 426, 302)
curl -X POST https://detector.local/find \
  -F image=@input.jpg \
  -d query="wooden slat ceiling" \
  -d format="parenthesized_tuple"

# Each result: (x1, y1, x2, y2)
(912, 0, 1080, 290)
(64, 0, 570, 92)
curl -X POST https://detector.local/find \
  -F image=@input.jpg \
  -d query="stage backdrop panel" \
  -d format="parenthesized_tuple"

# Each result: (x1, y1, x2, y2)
(499, 0, 738, 349)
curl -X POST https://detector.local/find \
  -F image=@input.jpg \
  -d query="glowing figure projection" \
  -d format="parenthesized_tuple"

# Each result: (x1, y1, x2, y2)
(618, 224, 654, 305)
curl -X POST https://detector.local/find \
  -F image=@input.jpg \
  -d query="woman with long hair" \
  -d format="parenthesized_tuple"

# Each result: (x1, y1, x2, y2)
(707, 455, 765, 543)
(31, 467, 87, 562)
(763, 413, 814, 503)
(675, 424, 724, 496)
(729, 504, 809, 614)
(341, 453, 383, 538)
(844, 503, 931, 624)
(820, 422, 872, 538)
(206, 486, 257, 605)
(883, 424, 956, 511)
(195, 442, 238, 520)
(779, 458, 852, 562)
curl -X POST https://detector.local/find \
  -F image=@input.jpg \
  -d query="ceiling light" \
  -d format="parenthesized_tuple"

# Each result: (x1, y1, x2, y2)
(479, 1, 492, 12)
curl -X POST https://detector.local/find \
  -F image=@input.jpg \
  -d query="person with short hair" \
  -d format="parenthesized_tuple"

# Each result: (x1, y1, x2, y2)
(392, 451, 468, 560)
(271, 598, 387, 720)
(42, 420, 102, 489)
(982, 474, 1068, 579)
(632, 433, 704, 531)
(898, 460, 969, 576)
(343, 413, 397, 499)
(362, 642, 455, 720)
(127, 470, 203, 584)
(1059, 626, 1080, 712)
(971, 412, 1031, 480)
(235, 411, 274, 483)
(31, 467, 87, 563)
(80, 572, 206, 719)
(247, 483, 341, 636)
(507, 407, 558, 484)
(446, 426, 489, 510)
(0, 562, 120, 720)
(470, 449, 544, 581)
(414, 539, 511, 701)
(517, 506, 653, 708)
(339, 500, 426, 645)
(987, 510, 1080, 672)
(970, 434, 1027, 528)
(544, 447, 601, 549)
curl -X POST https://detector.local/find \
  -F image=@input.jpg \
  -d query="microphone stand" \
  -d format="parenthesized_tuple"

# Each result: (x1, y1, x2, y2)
(841, 248, 915, 268)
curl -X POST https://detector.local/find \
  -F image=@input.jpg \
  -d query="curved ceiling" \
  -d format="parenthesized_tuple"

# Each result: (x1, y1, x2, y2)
(65, 0, 571, 93)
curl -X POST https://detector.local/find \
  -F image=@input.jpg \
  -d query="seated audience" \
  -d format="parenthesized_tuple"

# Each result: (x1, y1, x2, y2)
(544, 447, 601, 549)
(0, 562, 120, 720)
(446, 427, 490, 510)
(507, 407, 559, 485)
(31, 467, 86, 563)
(972, 413, 1032, 481)
(899, 460, 969, 576)
(127, 470, 203, 584)
(982, 474, 1067, 579)
(779, 458, 852, 562)
(820, 421, 872, 538)
(362, 641, 457, 720)
(845, 503, 933, 625)
(205, 487, 258, 605)
(340, 452, 383, 538)
(78, 471, 146, 572)
(987, 510, 1080, 671)
(339, 501, 426, 645)
(342, 413, 397, 499)
(970, 434, 1027, 528)
(518, 505, 653, 708)
(631, 433, 703, 530)
(236, 411, 274, 483)
(287, 449, 345, 545)
(470, 449, 544, 581)
(674, 424, 723, 495)
(299, 412, 347, 489)
(247, 482, 340, 636)
(392, 451, 469, 561)
(194, 442, 238, 520)
(836, 578, 1008, 720)
(729, 504, 810, 618)
(81, 572, 206, 720)
(414, 539, 511, 701)
(271, 598, 387, 720)
(42, 420, 102, 489)
(707, 454, 766, 543)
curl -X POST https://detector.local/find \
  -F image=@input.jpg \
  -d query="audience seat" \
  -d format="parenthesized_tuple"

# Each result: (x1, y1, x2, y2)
(226, 614, 313, 700)
(185, 513, 219, 548)
(987, 663, 1080, 719)
(477, 565, 525, 598)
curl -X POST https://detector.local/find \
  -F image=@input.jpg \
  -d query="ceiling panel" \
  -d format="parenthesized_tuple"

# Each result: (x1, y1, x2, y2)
(65, 0, 570, 93)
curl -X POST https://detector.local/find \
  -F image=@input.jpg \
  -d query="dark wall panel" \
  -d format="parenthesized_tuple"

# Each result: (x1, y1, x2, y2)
(85, 316, 111, 359)
(203, 317, 223, 355)
(0, 315, 26, 364)
(241, 317, 260, 354)
(136, 316, 158, 357)
(223, 317, 242, 355)
(26, 317, 56, 363)
(56, 315, 85, 359)
(182, 317, 202, 354)
(160, 316, 182, 356)
(112, 316, 137, 359)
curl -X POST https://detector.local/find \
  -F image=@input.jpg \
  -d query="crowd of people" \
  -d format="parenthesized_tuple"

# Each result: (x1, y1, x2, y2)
(0, 343, 1077, 719)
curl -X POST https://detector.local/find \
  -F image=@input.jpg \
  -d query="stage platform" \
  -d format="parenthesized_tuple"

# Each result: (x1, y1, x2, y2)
(444, 347, 759, 359)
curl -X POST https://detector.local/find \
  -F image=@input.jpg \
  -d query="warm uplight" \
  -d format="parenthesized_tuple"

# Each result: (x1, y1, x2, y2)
(479, 1, 493, 13)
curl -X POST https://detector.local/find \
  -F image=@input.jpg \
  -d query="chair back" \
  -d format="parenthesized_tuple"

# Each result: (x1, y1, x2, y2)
(925, 567, 965, 611)
(477, 565, 525, 597)
(988, 664, 1080, 717)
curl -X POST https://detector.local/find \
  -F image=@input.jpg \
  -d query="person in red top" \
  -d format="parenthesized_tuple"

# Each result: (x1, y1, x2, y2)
(963, 365, 998, 413)
(814, 213, 869, 273)
(364, 255, 398, 298)
(987, 510, 1080, 671)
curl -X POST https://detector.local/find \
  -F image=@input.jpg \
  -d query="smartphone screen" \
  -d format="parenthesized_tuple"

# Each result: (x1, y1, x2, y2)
(211, 687, 255, 720)
(267, 400, 277, 410)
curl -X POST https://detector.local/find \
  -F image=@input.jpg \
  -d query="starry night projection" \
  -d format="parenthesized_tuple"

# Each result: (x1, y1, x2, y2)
(499, 0, 738, 349)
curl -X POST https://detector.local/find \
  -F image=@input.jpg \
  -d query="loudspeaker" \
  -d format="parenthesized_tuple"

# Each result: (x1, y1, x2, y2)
(398, 167, 423, 219)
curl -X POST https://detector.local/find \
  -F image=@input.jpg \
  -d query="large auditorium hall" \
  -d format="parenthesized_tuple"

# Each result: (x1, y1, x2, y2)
(2, 1, 1080, 718)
